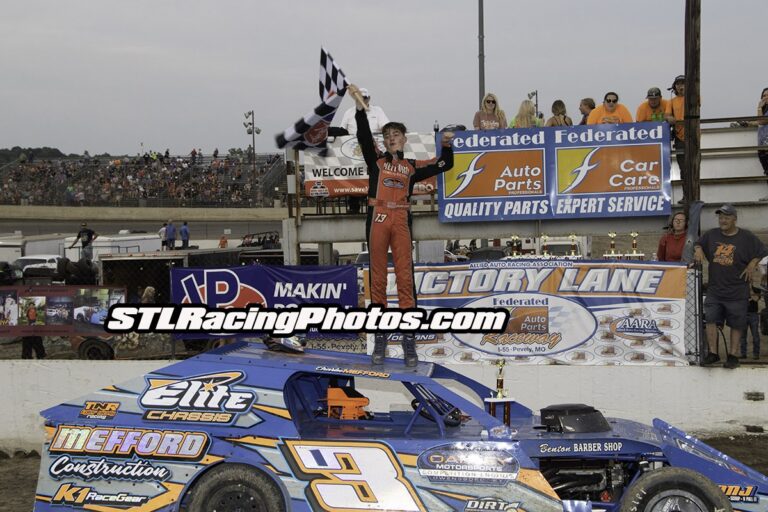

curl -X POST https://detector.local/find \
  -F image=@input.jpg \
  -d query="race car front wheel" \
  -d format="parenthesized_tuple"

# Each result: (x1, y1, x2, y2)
(184, 463, 285, 512)
(619, 467, 732, 512)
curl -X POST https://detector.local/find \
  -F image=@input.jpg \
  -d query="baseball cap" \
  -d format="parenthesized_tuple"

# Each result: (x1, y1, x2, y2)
(359, 88, 370, 98)
(646, 87, 662, 98)
(715, 203, 737, 216)
(673, 75, 685, 84)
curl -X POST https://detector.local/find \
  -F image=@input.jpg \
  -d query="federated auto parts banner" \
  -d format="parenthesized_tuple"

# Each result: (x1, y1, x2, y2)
(303, 133, 439, 198)
(0, 286, 125, 337)
(171, 265, 357, 338)
(438, 122, 672, 222)
(365, 260, 688, 366)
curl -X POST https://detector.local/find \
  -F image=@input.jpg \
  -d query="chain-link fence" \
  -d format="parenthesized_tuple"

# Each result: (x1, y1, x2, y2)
(684, 268, 704, 364)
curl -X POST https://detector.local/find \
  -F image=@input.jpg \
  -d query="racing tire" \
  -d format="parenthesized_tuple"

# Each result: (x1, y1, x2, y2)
(184, 464, 285, 512)
(77, 338, 114, 360)
(619, 467, 732, 512)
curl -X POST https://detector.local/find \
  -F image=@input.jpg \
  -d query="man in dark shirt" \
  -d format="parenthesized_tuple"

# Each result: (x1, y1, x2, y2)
(69, 222, 98, 261)
(694, 204, 768, 368)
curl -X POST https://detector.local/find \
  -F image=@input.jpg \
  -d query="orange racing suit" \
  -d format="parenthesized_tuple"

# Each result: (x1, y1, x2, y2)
(356, 109, 454, 308)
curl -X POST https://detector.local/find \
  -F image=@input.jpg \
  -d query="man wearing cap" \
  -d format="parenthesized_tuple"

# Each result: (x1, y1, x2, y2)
(339, 88, 390, 135)
(665, 75, 689, 203)
(694, 204, 768, 368)
(69, 222, 98, 261)
(636, 87, 668, 123)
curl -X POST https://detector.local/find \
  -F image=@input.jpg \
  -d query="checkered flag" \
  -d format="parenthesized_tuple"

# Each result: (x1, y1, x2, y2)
(276, 47, 350, 152)
(319, 47, 348, 101)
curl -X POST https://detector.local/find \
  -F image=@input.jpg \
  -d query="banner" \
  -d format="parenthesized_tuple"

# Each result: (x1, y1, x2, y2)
(303, 133, 438, 198)
(439, 122, 672, 222)
(365, 260, 688, 366)
(171, 265, 357, 338)
(0, 286, 125, 337)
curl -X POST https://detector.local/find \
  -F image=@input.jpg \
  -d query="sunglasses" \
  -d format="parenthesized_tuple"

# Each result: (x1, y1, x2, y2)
(605, 98, 618, 103)
(486, 99, 496, 104)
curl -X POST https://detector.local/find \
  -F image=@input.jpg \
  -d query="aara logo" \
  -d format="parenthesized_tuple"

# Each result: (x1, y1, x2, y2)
(612, 316, 663, 341)
(140, 371, 256, 424)
(52, 484, 149, 507)
(465, 498, 522, 511)
(79, 401, 120, 420)
(180, 269, 267, 308)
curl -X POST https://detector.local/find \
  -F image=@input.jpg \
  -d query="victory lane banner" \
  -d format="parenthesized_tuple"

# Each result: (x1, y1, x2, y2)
(0, 285, 125, 337)
(171, 265, 357, 338)
(364, 260, 688, 365)
(303, 133, 439, 198)
(439, 122, 672, 222)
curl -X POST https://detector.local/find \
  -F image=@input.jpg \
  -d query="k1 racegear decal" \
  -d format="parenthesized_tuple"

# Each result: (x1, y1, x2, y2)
(281, 440, 427, 512)
(48, 454, 171, 482)
(52, 484, 149, 507)
(49, 426, 209, 461)
(139, 371, 257, 424)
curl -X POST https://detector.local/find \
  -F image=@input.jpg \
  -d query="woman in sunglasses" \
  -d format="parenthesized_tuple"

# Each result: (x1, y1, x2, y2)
(473, 93, 508, 130)
(587, 91, 633, 125)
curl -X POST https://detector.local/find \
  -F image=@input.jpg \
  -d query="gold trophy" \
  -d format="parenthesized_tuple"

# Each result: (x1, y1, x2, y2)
(541, 234, 550, 256)
(510, 235, 520, 257)
(630, 232, 639, 255)
(608, 232, 617, 255)
(569, 233, 577, 256)
(495, 359, 507, 398)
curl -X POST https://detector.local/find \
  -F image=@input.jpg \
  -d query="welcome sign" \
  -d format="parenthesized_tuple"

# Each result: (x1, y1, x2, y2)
(439, 122, 671, 222)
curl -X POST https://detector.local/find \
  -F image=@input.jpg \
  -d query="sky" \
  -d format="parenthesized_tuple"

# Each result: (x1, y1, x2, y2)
(1, 0, 765, 156)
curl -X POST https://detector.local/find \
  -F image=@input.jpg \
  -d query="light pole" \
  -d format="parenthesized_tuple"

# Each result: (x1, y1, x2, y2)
(527, 90, 539, 118)
(243, 110, 261, 205)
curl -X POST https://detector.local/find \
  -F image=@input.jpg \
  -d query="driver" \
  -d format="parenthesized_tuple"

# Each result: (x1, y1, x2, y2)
(348, 83, 455, 367)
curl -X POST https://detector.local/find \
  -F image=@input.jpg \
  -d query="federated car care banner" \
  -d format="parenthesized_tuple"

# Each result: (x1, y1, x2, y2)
(171, 265, 357, 338)
(303, 133, 438, 198)
(0, 286, 125, 337)
(365, 260, 688, 366)
(439, 122, 672, 222)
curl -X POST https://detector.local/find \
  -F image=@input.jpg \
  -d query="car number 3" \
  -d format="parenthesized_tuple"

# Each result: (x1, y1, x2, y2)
(283, 440, 426, 511)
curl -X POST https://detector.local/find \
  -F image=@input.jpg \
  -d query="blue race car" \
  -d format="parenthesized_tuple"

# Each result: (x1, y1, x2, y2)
(34, 341, 766, 511)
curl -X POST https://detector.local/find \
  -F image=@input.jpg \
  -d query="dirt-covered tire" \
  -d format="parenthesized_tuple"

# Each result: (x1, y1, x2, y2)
(77, 338, 114, 360)
(620, 467, 732, 512)
(184, 464, 285, 512)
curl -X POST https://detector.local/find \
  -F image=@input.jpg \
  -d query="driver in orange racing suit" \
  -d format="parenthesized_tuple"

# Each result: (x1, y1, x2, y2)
(349, 84, 454, 367)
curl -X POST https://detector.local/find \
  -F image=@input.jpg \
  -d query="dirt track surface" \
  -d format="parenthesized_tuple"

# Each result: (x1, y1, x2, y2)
(2, 436, 766, 512)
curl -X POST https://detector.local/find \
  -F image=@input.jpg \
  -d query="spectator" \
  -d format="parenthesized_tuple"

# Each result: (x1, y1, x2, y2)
(180, 221, 190, 249)
(754, 87, 768, 201)
(578, 98, 595, 125)
(545, 99, 573, 127)
(665, 75, 687, 202)
(656, 211, 689, 262)
(158, 222, 167, 251)
(26, 303, 37, 325)
(739, 287, 761, 359)
(636, 87, 669, 123)
(213, 148, 219, 160)
(21, 336, 45, 359)
(509, 100, 543, 128)
(69, 222, 98, 260)
(473, 93, 508, 130)
(219, 235, 228, 248)
(141, 286, 156, 304)
(339, 88, 390, 135)
(694, 204, 768, 369)
(587, 92, 633, 125)
(190, 148, 197, 165)
(166, 219, 176, 250)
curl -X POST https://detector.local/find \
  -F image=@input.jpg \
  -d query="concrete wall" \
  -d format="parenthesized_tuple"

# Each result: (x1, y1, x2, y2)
(2, 360, 766, 454)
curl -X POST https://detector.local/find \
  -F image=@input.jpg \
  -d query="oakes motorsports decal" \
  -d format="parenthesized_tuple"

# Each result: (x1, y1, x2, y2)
(171, 265, 357, 338)
(366, 260, 688, 366)
(439, 122, 671, 221)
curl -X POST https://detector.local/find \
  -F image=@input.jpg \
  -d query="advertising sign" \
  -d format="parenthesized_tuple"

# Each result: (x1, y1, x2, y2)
(365, 260, 688, 366)
(171, 265, 357, 338)
(0, 286, 125, 337)
(439, 122, 671, 221)
(303, 133, 438, 198)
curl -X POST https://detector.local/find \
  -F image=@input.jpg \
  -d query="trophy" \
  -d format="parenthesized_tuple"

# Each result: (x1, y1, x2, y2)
(495, 359, 507, 398)
(541, 234, 550, 256)
(569, 233, 577, 256)
(630, 232, 639, 255)
(510, 235, 520, 257)
(608, 232, 617, 255)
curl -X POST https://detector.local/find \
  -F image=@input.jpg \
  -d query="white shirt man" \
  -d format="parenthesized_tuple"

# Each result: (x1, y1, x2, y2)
(339, 88, 390, 135)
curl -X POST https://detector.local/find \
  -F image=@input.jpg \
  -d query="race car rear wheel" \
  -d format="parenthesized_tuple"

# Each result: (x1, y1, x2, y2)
(185, 464, 285, 512)
(619, 467, 732, 512)
(77, 338, 114, 360)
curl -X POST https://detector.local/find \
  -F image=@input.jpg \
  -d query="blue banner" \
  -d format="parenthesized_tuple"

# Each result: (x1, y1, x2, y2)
(438, 122, 672, 222)
(171, 265, 357, 338)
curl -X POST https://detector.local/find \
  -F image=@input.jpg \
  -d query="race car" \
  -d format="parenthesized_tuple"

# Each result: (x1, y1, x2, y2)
(34, 341, 767, 511)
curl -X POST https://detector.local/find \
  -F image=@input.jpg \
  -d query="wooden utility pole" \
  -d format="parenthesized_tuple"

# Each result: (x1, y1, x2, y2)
(478, 0, 485, 107)
(684, 0, 701, 202)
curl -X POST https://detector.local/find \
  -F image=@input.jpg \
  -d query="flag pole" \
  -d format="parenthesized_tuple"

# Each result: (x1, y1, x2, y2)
(294, 149, 302, 265)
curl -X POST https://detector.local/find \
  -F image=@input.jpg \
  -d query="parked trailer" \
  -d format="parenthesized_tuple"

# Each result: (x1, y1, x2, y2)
(64, 233, 162, 261)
